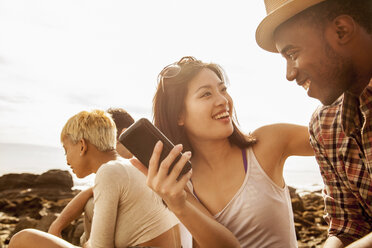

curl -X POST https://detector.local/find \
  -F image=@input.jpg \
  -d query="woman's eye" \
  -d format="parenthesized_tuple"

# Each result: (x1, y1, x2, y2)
(201, 92, 211, 97)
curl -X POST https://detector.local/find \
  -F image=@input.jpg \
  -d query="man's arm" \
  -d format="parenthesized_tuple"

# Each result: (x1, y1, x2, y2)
(48, 187, 93, 237)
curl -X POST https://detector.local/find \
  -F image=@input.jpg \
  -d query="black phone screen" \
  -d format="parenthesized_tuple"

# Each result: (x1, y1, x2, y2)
(119, 118, 192, 179)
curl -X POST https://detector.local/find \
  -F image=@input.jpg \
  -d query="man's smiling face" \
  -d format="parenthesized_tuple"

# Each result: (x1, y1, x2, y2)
(274, 18, 355, 105)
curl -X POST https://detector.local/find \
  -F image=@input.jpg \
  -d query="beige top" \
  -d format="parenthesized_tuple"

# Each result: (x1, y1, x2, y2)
(88, 158, 179, 248)
(187, 148, 297, 248)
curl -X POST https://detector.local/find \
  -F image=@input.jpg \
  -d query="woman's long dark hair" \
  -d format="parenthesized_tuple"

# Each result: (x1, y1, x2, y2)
(153, 56, 256, 153)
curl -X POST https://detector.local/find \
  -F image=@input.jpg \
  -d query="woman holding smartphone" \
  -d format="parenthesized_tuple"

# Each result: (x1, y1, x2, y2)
(131, 56, 314, 248)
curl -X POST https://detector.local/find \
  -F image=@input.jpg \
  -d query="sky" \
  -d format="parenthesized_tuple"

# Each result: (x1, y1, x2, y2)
(0, 0, 320, 147)
(0, 0, 322, 185)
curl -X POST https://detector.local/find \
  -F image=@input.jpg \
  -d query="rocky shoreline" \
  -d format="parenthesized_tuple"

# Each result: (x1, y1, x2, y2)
(0, 170, 327, 247)
(289, 187, 328, 247)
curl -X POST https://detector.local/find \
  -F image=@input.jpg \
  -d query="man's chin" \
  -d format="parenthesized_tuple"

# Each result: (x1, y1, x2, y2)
(317, 94, 342, 106)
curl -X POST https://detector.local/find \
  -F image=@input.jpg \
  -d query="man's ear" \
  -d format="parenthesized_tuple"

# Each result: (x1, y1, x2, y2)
(332, 15, 356, 45)
(80, 138, 88, 156)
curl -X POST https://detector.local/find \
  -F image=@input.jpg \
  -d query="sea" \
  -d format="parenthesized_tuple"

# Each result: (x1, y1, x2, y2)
(0, 143, 324, 191)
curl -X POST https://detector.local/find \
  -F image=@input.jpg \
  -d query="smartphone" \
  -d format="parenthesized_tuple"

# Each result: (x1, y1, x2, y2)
(119, 118, 192, 179)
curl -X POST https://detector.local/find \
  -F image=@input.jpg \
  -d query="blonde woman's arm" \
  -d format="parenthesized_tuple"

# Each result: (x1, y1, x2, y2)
(48, 187, 93, 238)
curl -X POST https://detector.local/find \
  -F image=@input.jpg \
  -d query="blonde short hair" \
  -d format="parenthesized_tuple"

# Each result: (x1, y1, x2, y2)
(61, 109, 117, 151)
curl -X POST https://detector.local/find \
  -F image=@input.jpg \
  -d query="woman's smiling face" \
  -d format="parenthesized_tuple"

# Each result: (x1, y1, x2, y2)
(179, 68, 234, 142)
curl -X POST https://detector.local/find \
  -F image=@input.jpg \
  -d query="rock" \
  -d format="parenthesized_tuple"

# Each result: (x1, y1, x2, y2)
(1, 196, 43, 219)
(291, 190, 328, 246)
(288, 186, 297, 196)
(47, 198, 74, 213)
(303, 211, 316, 222)
(289, 186, 305, 212)
(0, 170, 73, 192)
(65, 219, 84, 245)
(294, 215, 314, 227)
(0, 199, 17, 213)
(0, 212, 18, 246)
(35, 213, 58, 232)
(0, 215, 18, 225)
(292, 197, 305, 212)
(35, 170, 73, 191)
(0, 173, 38, 191)
(0, 169, 81, 248)
(0, 170, 329, 248)
(9, 217, 38, 238)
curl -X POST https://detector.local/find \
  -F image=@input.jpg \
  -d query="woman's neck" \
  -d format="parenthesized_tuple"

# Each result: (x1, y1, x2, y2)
(190, 138, 239, 171)
(90, 150, 119, 173)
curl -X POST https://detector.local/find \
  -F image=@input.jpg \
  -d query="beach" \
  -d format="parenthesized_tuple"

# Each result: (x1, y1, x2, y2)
(0, 143, 328, 247)
(0, 169, 328, 247)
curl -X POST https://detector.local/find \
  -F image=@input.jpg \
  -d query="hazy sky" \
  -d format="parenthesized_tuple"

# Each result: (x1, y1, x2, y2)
(0, 0, 326, 186)
(0, 0, 320, 147)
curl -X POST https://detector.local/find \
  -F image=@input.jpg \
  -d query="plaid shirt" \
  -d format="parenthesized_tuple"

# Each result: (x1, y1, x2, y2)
(309, 79, 372, 241)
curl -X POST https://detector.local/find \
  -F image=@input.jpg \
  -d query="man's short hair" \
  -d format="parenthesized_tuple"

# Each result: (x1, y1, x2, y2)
(107, 108, 135, 139)
(61, 110, 116, 151)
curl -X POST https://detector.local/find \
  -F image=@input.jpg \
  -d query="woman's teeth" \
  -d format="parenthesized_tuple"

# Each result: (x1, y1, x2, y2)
(214, 112, 229, 120)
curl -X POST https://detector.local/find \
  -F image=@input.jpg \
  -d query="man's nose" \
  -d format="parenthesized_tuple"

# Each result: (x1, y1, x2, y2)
(286, 63, 297, 81)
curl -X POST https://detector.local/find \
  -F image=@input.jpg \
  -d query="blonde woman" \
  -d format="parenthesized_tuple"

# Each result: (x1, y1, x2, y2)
(47, 108, 136, 243)
(9, 110, 180, 248)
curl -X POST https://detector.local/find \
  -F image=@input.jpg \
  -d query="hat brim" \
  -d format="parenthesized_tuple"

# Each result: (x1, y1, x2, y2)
(255, 0, 325, 53)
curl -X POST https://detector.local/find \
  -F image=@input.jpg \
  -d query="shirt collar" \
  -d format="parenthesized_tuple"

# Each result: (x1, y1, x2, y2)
(341, 78, 372, 136)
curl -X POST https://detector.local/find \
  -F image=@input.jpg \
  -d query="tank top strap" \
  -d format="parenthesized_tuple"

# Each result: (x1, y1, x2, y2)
(242, 148, 247, 173)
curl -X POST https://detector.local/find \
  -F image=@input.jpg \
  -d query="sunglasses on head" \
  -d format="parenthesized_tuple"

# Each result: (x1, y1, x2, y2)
(158, 56, 198, 92)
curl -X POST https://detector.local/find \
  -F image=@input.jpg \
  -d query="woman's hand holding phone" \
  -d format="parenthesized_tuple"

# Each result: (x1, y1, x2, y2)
(145, 141, 192, 215)
(132, 141, 242, 247)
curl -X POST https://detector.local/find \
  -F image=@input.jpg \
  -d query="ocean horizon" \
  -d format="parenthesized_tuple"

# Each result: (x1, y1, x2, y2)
(0, 142, 323, 191)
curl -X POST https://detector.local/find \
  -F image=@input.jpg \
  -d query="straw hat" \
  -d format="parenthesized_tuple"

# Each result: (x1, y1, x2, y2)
(256, 0, 326, 53)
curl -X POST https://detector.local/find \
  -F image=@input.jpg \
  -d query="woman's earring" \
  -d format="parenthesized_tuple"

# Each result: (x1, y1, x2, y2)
(177, 114, 184, 126)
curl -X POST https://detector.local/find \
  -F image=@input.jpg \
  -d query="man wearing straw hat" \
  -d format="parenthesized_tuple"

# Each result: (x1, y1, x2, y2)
(256, 0, 371, 247)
